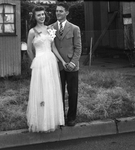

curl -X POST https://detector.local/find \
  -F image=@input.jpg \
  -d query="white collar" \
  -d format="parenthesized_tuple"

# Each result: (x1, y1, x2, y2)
(57, 20, 67, 28)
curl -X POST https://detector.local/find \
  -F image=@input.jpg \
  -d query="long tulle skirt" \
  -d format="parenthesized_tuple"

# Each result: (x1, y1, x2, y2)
(26, 52, 65, 132)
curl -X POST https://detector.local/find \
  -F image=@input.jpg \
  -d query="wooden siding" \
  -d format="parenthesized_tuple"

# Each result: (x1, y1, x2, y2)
(0, 0, 21, 77)
(93, 1, 101, 46)
(100, 1, 124, 49)
(100, 2, 109, 46)
(84, 1, 125, 50)
(130, 2, 135, 48)
(84, 1, 94, 47)
(123, 2, 131, 14)
(108, 12, 118, 48)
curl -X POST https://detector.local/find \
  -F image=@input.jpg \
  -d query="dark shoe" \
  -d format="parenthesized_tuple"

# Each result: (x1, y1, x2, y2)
(65, 118, 68, 125)
(60, 125, 65, 129)
(67, 120, 76, 126)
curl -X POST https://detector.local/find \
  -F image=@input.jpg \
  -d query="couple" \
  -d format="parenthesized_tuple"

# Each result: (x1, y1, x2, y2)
(26, 2, 82, 132)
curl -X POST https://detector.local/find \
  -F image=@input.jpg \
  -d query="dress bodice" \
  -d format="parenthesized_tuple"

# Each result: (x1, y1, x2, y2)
(32, 32, 53, 57)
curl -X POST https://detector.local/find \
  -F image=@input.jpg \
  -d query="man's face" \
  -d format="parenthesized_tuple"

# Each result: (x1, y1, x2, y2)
(56, 6, 69, 22)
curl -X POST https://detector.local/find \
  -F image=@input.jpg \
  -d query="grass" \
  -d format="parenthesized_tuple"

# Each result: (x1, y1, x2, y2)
(0, 57, 135, 131)
(77, 69, 135, 123)
(0, 78, 29, 131)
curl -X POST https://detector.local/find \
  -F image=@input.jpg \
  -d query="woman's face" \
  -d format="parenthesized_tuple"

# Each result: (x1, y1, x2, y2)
(35, 10, 45, 24)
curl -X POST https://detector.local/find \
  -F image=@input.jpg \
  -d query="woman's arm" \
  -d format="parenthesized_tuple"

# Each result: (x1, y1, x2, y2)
(27, 29, 35, 61)
(51, 41, 67, 68)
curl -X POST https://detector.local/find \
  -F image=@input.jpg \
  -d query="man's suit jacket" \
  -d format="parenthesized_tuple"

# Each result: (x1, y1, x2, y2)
(53, 21, 82, 71)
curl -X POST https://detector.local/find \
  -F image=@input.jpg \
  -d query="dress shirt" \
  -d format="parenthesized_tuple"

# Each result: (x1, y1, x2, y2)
(57, 20, 67, 30)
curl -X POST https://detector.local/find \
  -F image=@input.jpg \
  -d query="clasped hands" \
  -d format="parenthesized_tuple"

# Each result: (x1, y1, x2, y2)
(62, 62, 75, 71)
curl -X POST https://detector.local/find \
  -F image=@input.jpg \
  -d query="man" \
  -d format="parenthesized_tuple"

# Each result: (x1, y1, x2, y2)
(53, 2, 82, 126)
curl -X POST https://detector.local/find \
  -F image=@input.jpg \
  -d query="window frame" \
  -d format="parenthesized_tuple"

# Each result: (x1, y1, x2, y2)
(0, 3, 16, 36)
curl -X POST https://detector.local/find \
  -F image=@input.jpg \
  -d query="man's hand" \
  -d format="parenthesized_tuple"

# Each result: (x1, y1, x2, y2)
(66, 62, 76, 71)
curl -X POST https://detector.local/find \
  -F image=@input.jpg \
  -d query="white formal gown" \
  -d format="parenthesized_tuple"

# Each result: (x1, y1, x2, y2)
(26, 29, 65, 132)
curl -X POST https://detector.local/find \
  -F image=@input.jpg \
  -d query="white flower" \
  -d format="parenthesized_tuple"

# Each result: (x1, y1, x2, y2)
(47, 26, 57, 40)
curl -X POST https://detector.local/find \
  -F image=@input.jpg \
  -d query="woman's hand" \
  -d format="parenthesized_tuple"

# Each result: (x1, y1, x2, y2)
(62, 61, 68, 69)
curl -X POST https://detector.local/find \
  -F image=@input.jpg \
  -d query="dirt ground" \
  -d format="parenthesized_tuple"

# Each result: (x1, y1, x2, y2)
(80, 55, 135, 76)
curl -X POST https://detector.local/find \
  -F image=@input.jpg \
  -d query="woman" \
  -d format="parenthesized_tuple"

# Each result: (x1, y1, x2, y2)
(26, 5, 66, 132)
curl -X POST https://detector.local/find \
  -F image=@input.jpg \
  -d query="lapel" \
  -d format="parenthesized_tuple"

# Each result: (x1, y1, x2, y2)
(53, 22, 61, 39)
(61, 21, 70, 40)
(54, 21, 71, 40)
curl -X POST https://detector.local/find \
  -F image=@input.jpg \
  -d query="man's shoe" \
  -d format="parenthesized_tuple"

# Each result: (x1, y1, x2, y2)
(65, 118, 68, 125)
(67, 120, 76, 126)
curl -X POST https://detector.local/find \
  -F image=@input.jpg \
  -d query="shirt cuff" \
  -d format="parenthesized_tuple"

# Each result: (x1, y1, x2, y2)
(70, 62, 76, 67)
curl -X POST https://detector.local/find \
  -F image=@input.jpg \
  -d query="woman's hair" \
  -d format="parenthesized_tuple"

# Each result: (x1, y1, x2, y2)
(29, 5, 50, 29)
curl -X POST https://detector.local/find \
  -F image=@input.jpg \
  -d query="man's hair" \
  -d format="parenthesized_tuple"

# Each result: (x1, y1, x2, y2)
(56, 1, 69, 11)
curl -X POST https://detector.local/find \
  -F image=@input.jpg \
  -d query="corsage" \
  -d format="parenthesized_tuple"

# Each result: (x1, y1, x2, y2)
(47, 26, 57, 40)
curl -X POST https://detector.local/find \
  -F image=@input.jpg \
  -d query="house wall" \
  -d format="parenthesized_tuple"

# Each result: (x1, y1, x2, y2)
(100, 1, 109, 47)
(122, 2, 135, 50)
(0, 0, 21, 77)
(84, 1, 94, 47)
(84, 1, 125, 50)
(130, 2, 135, 48)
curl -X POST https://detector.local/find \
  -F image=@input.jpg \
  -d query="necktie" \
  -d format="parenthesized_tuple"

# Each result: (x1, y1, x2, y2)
(59, 22, 64, 36)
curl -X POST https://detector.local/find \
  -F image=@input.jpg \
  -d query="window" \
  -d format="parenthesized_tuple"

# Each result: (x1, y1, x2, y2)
(0, 4, 15, 35)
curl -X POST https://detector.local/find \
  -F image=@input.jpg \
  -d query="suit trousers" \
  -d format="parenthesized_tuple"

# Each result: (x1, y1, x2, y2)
(60, 69, 78, 121)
